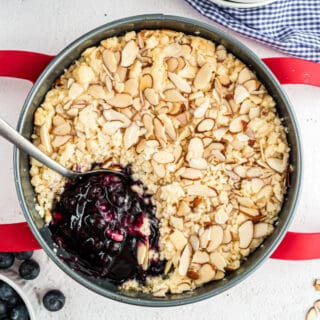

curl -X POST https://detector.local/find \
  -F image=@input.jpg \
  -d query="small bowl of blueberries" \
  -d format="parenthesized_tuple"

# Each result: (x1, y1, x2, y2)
(0, 251, 66, 319)
(0, 273, 35, 320)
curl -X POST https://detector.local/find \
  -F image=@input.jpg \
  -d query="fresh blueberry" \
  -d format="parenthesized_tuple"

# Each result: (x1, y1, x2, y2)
(0, 299, 7, 316)
(0, 282, 15, 301)
(14, 252, 33, 261)
(0, 253, 14, 270)
(10, 304, 29, 320)
(6, 293, 20, 308)
(42, 290, 65, 312)
(18, 260, 40, 280)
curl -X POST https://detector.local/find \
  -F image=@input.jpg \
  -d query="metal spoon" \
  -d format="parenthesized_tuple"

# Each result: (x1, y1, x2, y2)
(0, 117, 124, 180)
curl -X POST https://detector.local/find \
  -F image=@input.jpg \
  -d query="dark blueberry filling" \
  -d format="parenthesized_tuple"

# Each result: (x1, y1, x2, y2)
(50, 167, 165, 285)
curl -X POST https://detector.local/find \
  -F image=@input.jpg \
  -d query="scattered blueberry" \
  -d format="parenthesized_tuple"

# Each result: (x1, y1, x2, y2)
(13, 252, 33, 261)
(10, 305, 29, 320)
(0, 299, 7, 316)
(0, 283, 15, 301)
(0, 281, 29, 320)
(0, 253, 14, 270)
(18, 260, 40, 280)
(43, 290, 65, 312)
(6, 293, 20, 309)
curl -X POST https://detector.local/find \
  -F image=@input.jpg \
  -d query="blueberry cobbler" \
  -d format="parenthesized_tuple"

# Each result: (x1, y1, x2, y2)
(30, 30, 290, 296)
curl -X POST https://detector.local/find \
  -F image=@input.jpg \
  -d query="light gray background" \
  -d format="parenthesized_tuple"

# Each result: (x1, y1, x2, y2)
(1, 1, 320, 319)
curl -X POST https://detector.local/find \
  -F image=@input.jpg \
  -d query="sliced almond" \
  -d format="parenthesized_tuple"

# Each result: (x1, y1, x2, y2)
(237, 197, 255, 208)
(306, 307, 318, 320)
(52, 122, 71, 135)
(144, 88, 159, 105)
(153, 118, 167, 147)
(247, 167, 263, 178)
(185, 185, 217, 197)
(239, 206, 259, 217)
(181, 168, 203, 180)
(178, 244, 191, 276)
(253, 222, 269, 238)
(40, 124, 52, 154)
(170, 230, 187, 251)
(234, 85, 250, 104)
(209, 252, 227, 270)
(137, 242, 147, 266)
(234, 165, 247, 178)
(214, 207, 229, 224)
(192, 250, 209, 264)
(194, 62, 216, 90)
(194, 101, 210, 118)
(210, 150, 226, 162)
(207, 225, 223, 252)
(238, 67, 253, 84)
(103, 109, 130, 127)
(163, 42, 182, 57)
(170, 216, 184, 230)
(163, 89, 187, 102)
(177, 201, 191, 216)
(124, 78, 138, 96)
(51, 135, 72, 148)
(314, 299, 320, 309)
(107, 93, 132, 108)
(160, 115, 176, 140)
(142, 113, 154, 138)
(189, 158, 207, 170)
(166, 57, 179, 72)
(187, 137, 204, 160)
(168, 72, 191, 93)
(213, 127, 228, 141)
(196, 118, 215, 132)
(195, 264, 216, 285)
(251, 178, 264, 193)
(266, 157, 287, 173)
(200, 227, 212, 248)
(189, 235, 200, 251)
(124, 122, 140, 149)
(68, 83, 84, 99)
(152, 160, 166, 178)
(239, 220, 253, 249)
(88, 85, 107, 100)
(256, 185, 272, 200)
(121, 40, 139, 67)
(140, 73, 153, 91)
(103, 121, 124, 135)
(214, 270, 225, 280)
(102, 50, 118, 73)
(52, 115, 66, 127)
(223, 230, 232, 244)
(73, 65, 95, 84)
(153, 151, 174, 164)
(244, 79, 260, 93)
(229, 115, 249, 133)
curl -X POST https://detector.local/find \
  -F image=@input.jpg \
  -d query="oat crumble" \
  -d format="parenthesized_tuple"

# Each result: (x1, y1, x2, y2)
(30, 29, 290, 296)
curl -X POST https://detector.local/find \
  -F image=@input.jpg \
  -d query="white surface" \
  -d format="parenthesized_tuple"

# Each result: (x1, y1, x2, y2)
(0, 1, 319, 319)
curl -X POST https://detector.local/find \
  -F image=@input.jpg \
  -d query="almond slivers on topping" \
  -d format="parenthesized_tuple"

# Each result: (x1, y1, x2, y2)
(30, 29, 290, 296)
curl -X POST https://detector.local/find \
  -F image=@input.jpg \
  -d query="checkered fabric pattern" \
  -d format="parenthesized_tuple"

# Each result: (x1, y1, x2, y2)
(186, 0, 320, 62)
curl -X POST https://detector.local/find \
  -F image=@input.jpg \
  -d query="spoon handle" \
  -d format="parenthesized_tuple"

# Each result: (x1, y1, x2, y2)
(0, 117, 75, 179)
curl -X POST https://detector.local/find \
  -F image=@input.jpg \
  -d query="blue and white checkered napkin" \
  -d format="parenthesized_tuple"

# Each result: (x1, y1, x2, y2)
(186, 0, 320, 62)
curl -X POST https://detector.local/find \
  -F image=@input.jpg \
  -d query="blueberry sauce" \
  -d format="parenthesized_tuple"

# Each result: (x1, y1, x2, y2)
(50, 167, 165, 285)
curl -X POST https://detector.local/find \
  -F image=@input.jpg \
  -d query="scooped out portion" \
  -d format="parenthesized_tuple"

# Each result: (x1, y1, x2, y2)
(50, 169, 165, 284)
